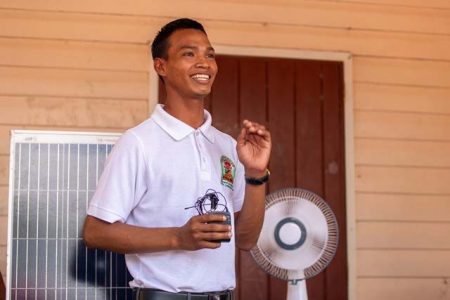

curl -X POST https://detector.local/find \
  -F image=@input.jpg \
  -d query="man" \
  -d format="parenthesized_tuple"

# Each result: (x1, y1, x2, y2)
(83, 18, 271, 300)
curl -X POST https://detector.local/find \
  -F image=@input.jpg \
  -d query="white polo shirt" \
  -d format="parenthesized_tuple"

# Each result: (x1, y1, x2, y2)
(87, 104, 245, 292)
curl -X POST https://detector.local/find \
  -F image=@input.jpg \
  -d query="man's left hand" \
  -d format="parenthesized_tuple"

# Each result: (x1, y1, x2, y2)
(236, 120, 272, 177)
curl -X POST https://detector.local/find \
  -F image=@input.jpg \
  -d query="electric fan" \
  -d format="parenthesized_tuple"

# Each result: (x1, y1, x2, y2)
(250, 188, 339, 300)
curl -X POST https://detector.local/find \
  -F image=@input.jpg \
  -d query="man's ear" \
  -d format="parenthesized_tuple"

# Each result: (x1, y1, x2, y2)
(154, 58, 167, 77)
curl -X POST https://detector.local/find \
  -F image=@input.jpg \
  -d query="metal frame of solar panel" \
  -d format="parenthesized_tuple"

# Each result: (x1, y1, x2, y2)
(7, 130, 133, 300)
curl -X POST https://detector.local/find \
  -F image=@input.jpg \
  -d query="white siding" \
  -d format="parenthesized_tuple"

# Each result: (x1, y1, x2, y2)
(0, 1, 449, 298)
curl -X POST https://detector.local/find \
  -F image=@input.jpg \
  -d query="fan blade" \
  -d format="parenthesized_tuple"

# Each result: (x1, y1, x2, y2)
(251, 188, 339, 281)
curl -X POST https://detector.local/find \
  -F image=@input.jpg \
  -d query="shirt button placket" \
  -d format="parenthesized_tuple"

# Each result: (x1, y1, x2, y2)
(195, 131, 206, 171)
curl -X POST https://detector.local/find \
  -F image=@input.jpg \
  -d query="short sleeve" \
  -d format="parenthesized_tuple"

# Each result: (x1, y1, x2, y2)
(87, 130, 148, 223)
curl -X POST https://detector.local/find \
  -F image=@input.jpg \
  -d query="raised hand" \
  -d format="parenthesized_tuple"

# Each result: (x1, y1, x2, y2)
(236, 120, 272, 177)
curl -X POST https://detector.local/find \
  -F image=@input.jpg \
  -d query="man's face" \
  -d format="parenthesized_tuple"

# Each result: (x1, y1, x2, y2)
(156, 29, 218, 100)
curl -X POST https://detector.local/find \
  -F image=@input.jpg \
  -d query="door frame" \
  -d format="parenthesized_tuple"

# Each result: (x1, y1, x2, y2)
(148, 45, 356, 300)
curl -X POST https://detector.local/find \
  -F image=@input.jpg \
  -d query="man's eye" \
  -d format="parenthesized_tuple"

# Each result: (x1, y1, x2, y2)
(207, 53, 216, 59)
(183, 52, 194, 57)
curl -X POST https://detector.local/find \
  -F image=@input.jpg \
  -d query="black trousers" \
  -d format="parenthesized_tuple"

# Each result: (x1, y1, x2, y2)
(133, 289, 233, 300)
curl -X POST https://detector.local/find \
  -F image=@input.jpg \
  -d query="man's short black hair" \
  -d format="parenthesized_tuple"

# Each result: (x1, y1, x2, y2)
(151, 18, 207, 60)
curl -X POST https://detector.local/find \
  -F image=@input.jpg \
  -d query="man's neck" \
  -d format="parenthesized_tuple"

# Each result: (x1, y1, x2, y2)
(163, 96, 205, 129)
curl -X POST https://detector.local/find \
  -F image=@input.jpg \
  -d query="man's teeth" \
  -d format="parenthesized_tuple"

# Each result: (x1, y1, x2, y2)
(191, 74, 210, 80)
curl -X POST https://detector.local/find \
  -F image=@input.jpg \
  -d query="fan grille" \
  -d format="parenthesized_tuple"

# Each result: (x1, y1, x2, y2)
(250, 188, 339, 281)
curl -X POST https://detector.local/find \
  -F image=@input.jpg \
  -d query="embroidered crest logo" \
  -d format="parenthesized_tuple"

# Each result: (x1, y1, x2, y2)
(220, 155, 235, 190)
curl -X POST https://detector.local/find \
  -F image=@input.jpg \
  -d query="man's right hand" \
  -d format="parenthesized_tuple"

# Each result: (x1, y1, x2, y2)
(83, 214, 232, 254)
(176, 214, 232, 250)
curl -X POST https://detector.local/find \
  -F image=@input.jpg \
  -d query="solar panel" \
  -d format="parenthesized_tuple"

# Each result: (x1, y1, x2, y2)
(7, 130, 133, 299)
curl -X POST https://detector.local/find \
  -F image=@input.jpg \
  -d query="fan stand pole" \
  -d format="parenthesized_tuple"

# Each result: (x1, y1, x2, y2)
(287, 279, 308, 300)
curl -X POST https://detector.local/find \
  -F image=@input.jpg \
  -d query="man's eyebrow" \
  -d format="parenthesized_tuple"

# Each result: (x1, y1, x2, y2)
(179, 45, 196, 50)
(178, 45, 215, 52)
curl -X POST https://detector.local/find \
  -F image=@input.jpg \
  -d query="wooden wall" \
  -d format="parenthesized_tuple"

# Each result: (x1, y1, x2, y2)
(0, 1, 449, 299)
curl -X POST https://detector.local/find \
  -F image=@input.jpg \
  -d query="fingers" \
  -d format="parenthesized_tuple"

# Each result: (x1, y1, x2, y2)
(243, 119, 265, 132)
(198, 240, 222, 249)
(179, 215, 233, 250)
(242, 120, 271, 140)
(191, 216, 231, 235)
(195, 213, 228, 223)
(190, 225, 232, 249)
(198, 231, 232, 242)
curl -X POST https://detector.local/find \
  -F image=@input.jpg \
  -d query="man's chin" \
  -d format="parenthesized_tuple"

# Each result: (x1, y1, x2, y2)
(193, 89, 212, 98)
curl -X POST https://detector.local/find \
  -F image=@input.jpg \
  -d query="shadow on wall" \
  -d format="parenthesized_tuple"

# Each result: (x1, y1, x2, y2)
(8, 239, 133, 299)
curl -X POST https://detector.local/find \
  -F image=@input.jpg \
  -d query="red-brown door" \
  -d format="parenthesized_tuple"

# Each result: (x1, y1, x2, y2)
(159, 55, 348, 300)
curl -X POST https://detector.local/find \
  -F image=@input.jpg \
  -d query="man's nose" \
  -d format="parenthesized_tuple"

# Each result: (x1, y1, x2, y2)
(195, 56, 210, 68)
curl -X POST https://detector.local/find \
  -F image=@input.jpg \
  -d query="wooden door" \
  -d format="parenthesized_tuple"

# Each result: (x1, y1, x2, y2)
(159, 55, 348, 300)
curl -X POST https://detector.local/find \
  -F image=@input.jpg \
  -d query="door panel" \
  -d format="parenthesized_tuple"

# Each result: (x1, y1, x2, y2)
(322, 62, 348, 300)
(295, 60, 326, 300)
(237, 58, 269, 300)
(266, 58, 296, 300)
(210, 56, 240, 137)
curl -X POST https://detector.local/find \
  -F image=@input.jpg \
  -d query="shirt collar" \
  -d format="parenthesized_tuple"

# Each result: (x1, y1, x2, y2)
(151, 104, 215, 143)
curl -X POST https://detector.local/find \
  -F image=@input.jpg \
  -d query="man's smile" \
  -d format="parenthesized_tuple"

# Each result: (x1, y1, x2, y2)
(191, 73, 212, 83)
